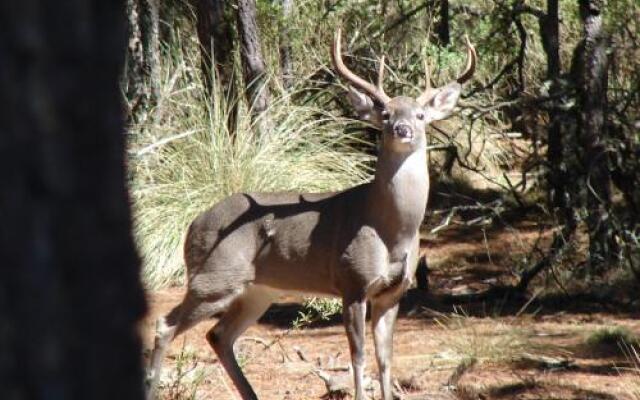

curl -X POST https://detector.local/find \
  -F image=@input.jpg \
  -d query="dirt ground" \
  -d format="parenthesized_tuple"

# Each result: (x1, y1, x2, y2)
(142, 223, 640, 400)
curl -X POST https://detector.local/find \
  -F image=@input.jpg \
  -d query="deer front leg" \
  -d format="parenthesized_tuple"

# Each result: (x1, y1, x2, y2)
(343, 298, 367, 400)
(371, 300, 399, 400)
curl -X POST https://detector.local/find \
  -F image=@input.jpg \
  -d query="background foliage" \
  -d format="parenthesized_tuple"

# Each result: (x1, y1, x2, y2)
(125, 0, 639, 294)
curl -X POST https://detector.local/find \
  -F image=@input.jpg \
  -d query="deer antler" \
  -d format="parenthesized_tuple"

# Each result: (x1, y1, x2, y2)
(332, 28, 391, 105)
(456, 35, 477, 84)
(416, 35, 477, 106)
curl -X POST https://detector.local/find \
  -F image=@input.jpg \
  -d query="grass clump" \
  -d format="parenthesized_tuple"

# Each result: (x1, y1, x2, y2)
(434, 311, 553, 366)
(129, 36, 373, 288)
(585, 326, 640, 357)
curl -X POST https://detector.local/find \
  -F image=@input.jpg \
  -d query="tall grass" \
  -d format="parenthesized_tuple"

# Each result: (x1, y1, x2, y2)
(622, 342, 640, 399)
(129, 34, 373, 288)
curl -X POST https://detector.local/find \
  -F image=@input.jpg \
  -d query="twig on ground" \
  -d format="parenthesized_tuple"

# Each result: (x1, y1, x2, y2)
(238, 336, 270, 348)
(293, 345, 309, 362)
(445, 358, 477, 388)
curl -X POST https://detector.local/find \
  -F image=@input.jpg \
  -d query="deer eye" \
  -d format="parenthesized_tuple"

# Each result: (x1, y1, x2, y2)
(381, 110, 390, 120)
(416, 113, 425, 120)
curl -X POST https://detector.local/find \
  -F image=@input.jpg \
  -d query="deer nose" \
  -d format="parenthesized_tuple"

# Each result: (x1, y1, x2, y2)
(393, 123, 413, 139)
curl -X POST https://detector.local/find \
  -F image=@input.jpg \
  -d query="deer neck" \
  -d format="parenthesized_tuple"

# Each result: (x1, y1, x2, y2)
(367, 147, 429, 255)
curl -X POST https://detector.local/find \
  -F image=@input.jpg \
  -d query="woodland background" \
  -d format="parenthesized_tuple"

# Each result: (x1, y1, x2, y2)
(126, 2, 640, 396)
(127, 0, 640, 296)
(1, 1, 639, 399)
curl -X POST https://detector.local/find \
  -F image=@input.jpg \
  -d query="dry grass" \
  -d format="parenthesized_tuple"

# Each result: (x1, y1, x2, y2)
(621, 342, 640, 399)
(433, 311, 557, 367)
(584, 326, 640, 357)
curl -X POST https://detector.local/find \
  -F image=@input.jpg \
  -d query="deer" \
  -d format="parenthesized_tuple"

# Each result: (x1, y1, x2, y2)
(145, 28, 476, 400)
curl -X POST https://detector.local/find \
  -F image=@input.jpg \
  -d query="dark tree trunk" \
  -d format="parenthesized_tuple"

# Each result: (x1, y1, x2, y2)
(542, 0, 560, 79)
(0, 2, 146, 399)
(194, 0, 238, 133)
(578, 0, 614, 273)
(194, 0, 234, 93)
(436, 0, 450, 45)
(237, 0, 271, 125)
(542, 0, 571, 218)
(279, 0, 294, 89)
(194, 0, 214, 89)
(139, 0, 160, 101)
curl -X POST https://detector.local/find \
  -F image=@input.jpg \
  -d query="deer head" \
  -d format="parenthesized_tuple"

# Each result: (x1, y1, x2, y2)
(332, 28, 476, 153)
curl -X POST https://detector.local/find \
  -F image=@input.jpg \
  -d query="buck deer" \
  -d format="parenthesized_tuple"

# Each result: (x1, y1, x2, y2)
(145, 28, 476, 400)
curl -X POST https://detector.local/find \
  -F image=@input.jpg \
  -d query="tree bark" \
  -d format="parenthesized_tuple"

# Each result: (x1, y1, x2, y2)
(578, 0, 614, 273)
(194, 0, 238, 133)
(279, 0, 294, 89)
(0, 2, 147, 399)
(126, 0, 160, 122)
(125, 0, 160, 122)
(139, 0, 160, 101)
(126, 0, 147, 121)
(542, 0, 571, 218)
(542, 0, 560, 78)
(436, 0, 450, 45)
(194, 0, 234, 93)
(237, 0, 271, 124)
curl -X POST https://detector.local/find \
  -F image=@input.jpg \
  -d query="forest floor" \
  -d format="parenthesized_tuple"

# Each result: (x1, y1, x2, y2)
(142, 221, 640, 400)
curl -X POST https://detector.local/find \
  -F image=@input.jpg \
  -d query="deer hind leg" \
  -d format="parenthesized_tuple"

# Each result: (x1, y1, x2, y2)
(145, 291, 242, 400)
(207, 285, 277, 400)
(343, 297, 368, 400)
(371, 300, 400, 400)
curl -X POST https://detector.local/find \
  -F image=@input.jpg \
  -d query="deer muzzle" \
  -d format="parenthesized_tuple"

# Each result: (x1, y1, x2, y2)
(393, 123, 413, 141)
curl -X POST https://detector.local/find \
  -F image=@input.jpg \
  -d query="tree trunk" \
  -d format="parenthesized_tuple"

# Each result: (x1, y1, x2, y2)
(126, 0, 147, 121)
(0, 2, 147, 399)
(237, 0, 271, 126)
(542, 0, 560, 79)
(578, 0, 614, 273)
(194, 0, 238, 133)
(542, 0, 571, 217)
(436, 0, 450, 45)
(195, 0, 234, 92)
(279, 0, 294, 89)
(139, 0, 160, 102)
(126, 0, 160, 122)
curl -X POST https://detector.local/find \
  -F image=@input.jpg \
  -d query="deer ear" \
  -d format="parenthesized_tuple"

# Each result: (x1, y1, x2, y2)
(347, 87, 382, 128)
(424, 83, 462, 122)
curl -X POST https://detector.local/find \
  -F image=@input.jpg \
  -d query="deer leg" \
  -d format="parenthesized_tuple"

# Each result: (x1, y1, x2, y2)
(145, 304, 181, 400)
(343, 298, 368, 400)
(207, 285, 276, 400)
(145, 292, 241, 400)
(371, 300, 399, 400)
